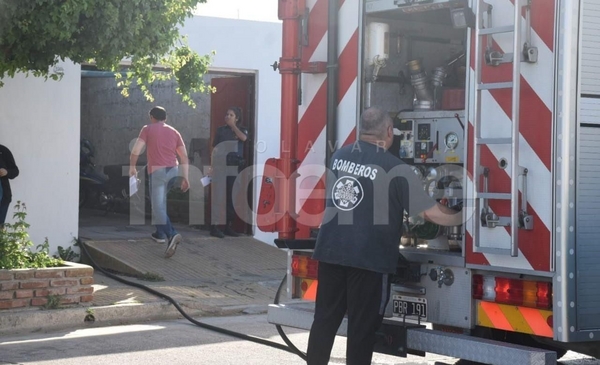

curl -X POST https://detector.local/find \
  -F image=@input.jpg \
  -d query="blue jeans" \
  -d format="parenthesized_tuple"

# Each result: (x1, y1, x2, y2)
(149, 166, 179, 239)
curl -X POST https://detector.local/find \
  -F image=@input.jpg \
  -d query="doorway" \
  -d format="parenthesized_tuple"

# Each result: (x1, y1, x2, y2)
(206, 75, 256, 235)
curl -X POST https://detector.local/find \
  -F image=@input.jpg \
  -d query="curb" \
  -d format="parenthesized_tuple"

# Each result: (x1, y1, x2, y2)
(0, 302, 197, 336)
(0, 300, 269, 336)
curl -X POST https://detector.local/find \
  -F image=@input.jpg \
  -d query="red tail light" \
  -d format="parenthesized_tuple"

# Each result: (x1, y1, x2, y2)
(495, 277, 523, 306)
(536, 282, 552, 309)
(472, 274, 483, 299)
(291, 255, 319, 280)
(472, 275, 552, 310)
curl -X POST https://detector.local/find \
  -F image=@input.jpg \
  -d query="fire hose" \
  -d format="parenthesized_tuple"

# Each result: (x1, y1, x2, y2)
(79, 241, 307, 361)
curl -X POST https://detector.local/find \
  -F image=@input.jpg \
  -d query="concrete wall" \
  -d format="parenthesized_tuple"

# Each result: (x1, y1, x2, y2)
(80, 75, 215, 169)
(0, 61, 81, 255)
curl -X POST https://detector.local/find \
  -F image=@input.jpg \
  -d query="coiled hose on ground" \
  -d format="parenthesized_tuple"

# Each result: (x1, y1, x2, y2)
(79, 241, 307, 361)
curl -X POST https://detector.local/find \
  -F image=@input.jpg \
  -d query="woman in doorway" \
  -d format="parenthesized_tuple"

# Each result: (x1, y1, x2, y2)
(209, 107, 248, 238)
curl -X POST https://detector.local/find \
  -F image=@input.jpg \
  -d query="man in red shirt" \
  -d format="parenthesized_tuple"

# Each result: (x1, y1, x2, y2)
(129, 106, 189, 258)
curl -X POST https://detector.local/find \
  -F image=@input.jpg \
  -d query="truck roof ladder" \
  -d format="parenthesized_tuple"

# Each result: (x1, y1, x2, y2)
(473, 0, 534, 257)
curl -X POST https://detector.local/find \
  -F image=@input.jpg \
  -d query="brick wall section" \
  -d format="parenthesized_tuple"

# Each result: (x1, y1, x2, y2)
(0, 262, 94, 310)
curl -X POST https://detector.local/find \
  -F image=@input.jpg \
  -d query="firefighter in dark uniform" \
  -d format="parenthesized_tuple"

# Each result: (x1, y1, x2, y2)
(306, 107, 463, 365)
(0, 144, 19, 226)
(209, 107, 248, 238)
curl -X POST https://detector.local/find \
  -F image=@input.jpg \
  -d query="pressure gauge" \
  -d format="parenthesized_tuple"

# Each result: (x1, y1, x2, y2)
(426, 179, 442, 199)
(445, 132, 459, 150)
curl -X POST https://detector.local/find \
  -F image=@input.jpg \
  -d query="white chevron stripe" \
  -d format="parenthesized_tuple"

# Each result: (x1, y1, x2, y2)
(306, 0, 360, 65)
(297, 79, 358, 210)
(467, 67, 552, 226)
(337, 79, 359, 143)
(473, 82, 553, 229)
(465, 175, 535, 271)
(487, 0, 554, 109)
(309, 28, 328, 63)
(296, 135, 327, 211)
(466, 54, 551, 270)
(339, 0, 360, 55)
(298, 73, 327, 121)
(299, 0, 360, 121)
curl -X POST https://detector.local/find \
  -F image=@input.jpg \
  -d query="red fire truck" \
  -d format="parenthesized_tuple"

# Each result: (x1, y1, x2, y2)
(259, 0, 600, 363)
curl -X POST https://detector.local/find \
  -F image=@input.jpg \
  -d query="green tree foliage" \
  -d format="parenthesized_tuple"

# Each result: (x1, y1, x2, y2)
(0, 0, 214, 107)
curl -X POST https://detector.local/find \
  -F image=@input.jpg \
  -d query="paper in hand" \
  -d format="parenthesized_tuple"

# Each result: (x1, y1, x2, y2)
(201, 176, 212, 187)
(129, 175, 138, 196)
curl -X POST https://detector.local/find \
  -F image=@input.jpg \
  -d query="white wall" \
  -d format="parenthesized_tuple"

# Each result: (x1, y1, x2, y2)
(182, 16, 282, 245)
(194, 0, 279, 22)
(0, 61, 81, 254)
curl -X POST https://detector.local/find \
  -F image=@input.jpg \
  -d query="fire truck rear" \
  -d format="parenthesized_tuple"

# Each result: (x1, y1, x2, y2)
(258, 0, 600, 363)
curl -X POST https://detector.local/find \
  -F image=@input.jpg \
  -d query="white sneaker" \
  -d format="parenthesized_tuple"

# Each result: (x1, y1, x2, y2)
(164, 233, 182, 258)
(151, 233, 166, 243)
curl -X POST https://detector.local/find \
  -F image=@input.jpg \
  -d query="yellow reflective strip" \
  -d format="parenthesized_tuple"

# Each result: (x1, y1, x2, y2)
(301, 279, 317, 301)
(477, 301, 495, 328)
(477, 302, 553, 337)
(518, 307, 553, 338)
(497, 303, 534, 334)
(479, 301, 514, 331)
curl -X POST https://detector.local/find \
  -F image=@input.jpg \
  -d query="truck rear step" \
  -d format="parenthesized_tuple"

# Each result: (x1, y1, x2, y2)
(268, 303, 557, 365)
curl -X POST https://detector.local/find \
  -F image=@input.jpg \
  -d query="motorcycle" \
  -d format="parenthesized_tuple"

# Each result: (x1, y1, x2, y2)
(79, 139, 150, 216)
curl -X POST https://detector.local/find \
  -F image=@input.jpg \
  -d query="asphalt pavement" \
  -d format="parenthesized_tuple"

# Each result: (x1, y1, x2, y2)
(0, 209, 287, 336)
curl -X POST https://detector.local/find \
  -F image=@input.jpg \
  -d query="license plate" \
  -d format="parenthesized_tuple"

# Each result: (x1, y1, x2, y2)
(392, 295, 427, 320)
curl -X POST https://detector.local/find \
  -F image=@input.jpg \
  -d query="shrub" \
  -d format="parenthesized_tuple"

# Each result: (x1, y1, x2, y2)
(0, 202, 63, 269)
(55, 244, 80, 262)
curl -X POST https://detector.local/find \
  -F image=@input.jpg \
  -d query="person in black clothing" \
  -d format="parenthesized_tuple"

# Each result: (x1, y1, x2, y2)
(306, 107, 463, 365)
(209, 107, 248, 238)
(0, 144, 19, 226)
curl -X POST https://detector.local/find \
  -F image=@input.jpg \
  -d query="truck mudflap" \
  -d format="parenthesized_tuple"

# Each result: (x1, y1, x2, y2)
(268, 303, 558, 365)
